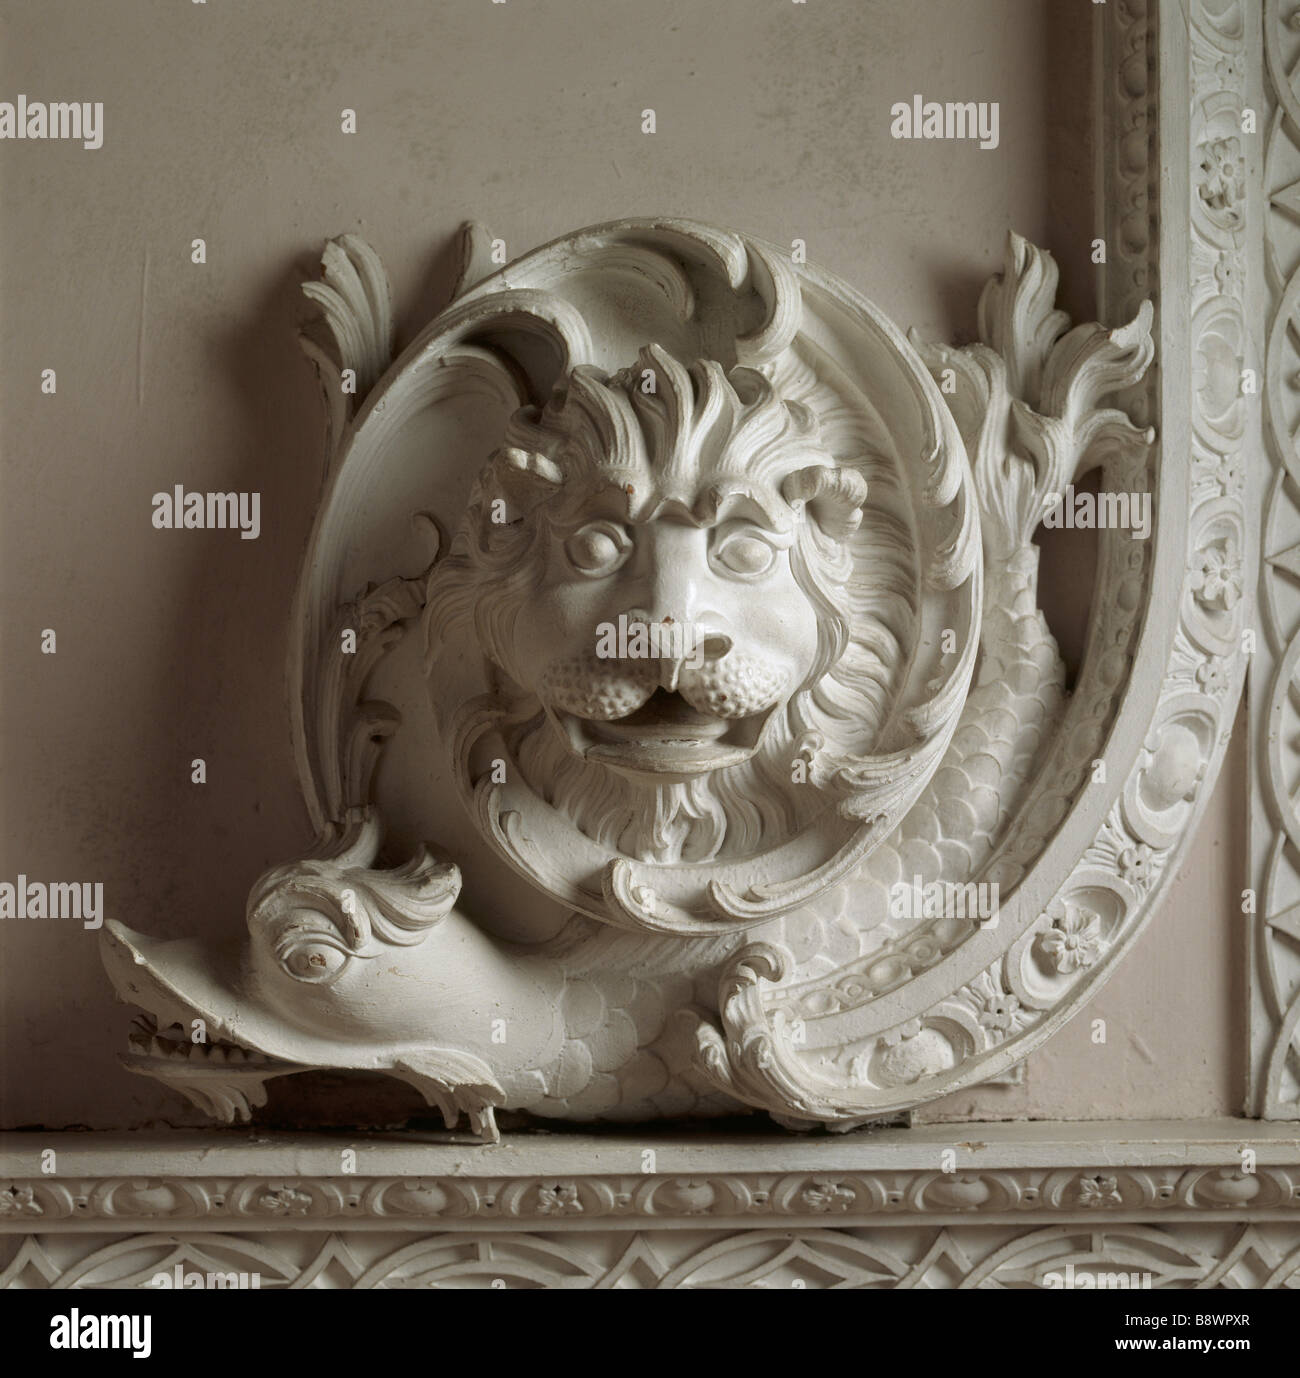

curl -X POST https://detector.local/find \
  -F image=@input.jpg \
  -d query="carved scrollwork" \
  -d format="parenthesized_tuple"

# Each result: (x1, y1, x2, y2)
(97, 169, 1244, 1136)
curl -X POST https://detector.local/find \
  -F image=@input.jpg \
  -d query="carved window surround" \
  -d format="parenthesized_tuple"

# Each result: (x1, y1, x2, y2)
(5, 0, 1299, 1288)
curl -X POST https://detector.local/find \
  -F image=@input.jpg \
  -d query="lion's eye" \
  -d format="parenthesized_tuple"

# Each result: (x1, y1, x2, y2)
(713, 533, 777, 577)
(565, 522, 631, 577)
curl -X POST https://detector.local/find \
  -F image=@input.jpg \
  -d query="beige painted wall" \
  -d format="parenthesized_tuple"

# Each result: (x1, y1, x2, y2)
(0, 0, 1241, 1129)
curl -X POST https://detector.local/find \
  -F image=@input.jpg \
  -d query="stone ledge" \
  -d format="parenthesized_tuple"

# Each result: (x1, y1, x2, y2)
(2, 1120, 1297, 1231)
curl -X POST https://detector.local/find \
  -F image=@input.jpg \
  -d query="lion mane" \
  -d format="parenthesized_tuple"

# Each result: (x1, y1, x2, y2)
(425, 343, 918, 866)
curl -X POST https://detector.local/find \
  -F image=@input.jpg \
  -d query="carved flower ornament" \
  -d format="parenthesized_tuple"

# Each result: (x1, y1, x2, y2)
(1118, 842, 1154, 887)
(1198, 137, 1245, 214)
(1190, 536, 1244, 611)
(1040, 902, 1105, 974)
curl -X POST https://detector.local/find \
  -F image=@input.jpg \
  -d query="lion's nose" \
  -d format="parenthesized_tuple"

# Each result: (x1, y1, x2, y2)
(658, 628, 731, 693)
(698, 633, 732, 662)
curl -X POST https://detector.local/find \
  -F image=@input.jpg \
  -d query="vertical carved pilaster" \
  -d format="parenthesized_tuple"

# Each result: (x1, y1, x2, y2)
(1253, 1, 1300, 1119)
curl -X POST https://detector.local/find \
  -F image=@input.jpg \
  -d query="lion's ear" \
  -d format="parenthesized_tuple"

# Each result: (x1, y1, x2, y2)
(781, 464, 868, 541)
(479, 446, 564, 519)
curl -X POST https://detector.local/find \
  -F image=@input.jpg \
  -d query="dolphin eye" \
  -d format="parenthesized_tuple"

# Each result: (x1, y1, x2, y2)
(284, 941, 348, 982)
(713, 531, 777, 577)
(272, 914, 354, 986)
(565, 521, 631, 577)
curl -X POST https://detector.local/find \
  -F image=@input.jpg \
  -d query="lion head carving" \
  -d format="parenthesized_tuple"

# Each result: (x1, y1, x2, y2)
(425, 342, 918, 876)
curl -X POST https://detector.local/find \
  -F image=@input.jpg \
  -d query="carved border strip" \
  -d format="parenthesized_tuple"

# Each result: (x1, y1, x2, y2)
(0, 1164, 1297, 1230)
(1173, 0, 1263, 1123)
(1098, 0, 1155, 351)
(1252, 1, 1300, 1119)
(3, 1125, 1297, 1231)
(3, 1223, 1299, 1288)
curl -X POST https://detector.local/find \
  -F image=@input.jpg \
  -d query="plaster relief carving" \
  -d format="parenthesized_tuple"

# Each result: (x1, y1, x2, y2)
(1253, 0, 1300, 1119)
(99, 216, 1244, 1140)
(9, 1224, 1300, 1290)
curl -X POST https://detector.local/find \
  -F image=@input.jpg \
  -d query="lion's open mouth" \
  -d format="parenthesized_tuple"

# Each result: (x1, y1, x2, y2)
(557, 688, 770, 778)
